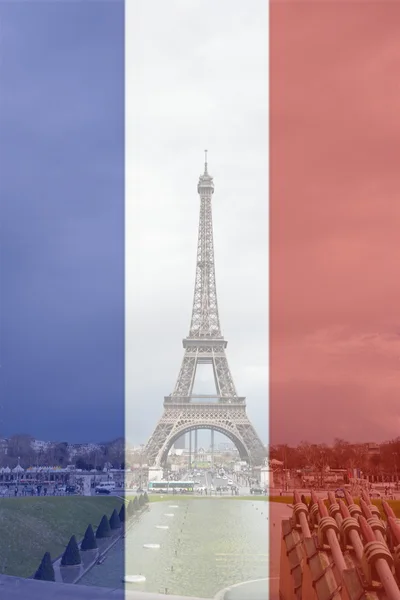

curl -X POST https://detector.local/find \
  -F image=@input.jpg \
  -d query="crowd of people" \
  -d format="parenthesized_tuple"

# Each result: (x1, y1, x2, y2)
(0, 483, 78, 497)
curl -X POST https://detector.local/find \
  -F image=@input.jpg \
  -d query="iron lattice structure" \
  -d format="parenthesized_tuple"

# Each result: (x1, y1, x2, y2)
(145, 157, 266, 467)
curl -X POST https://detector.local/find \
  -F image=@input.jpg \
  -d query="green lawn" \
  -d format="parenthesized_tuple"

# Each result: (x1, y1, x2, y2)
(149, 493, 400, 517)
(148, 494, 268, 502)
(267, 495, 400, 519)
(268, 495, 293, 504)
(0, 496, 123, 578)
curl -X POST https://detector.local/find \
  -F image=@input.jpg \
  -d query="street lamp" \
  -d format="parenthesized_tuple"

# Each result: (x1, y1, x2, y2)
(320, 452, 326, 489)
(393, 452, 398, 487)
(139, 444, 144, 489)
(282, 446, 287, 491)
(16, 457, 21, 490)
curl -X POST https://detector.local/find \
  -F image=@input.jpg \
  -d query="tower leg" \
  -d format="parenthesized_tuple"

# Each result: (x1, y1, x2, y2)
(188, 430, 192, 470)
(211, 428, 214, 470)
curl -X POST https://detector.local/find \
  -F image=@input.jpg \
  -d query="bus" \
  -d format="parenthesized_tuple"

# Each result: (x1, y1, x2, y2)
(148, 481, 195, 494)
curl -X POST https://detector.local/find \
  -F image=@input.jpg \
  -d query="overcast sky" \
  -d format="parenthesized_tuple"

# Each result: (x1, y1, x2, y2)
(125, 0, 269, 446)
(270, 2, 400, 446)
(0, 1, 124, 443)
(4, 1, 398, 450)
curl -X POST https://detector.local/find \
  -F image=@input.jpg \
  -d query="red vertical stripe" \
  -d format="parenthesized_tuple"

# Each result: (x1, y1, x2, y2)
(270, 1, 400, 595)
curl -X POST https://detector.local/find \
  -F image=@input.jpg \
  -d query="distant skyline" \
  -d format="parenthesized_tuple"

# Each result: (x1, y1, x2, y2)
(270, 2, 400, 445)
(0, 1, 124, 443)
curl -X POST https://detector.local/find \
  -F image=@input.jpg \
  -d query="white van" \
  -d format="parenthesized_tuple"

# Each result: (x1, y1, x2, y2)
(95, 481, 116, 494)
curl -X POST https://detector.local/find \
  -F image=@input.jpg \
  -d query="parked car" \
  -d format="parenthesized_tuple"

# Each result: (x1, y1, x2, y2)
(95, 481, 115, 494)
(65, 485, 78, 494)
(370, 490, 381, 498)
(250, 487, 264, 495)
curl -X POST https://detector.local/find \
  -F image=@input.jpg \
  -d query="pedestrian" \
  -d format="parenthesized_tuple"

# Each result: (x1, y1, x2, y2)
(14, 486, 18, 497)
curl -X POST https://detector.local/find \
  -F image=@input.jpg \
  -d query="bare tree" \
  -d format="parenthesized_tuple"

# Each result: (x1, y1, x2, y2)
(7, 434, 35, 465)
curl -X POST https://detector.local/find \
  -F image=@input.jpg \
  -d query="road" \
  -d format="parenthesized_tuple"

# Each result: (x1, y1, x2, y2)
(0, 469, 259, 499)
(177, 469, 252, 496)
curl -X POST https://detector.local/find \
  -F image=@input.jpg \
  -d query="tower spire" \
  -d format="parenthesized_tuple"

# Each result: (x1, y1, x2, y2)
(192, 151, 218, 338)
(204, 149, 208, 174)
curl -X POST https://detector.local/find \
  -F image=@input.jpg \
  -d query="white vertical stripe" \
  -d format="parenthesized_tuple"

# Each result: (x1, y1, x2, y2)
(125, 0, 269, 457)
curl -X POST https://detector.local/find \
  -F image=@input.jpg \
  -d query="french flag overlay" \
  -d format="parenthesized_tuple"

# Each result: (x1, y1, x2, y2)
(271, 1, 400, 598)
(0, 0, 124, 589)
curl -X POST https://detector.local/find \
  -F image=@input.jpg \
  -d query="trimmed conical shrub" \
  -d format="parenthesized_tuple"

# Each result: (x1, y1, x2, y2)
(139, 494, 144, 507)
(109, 508, 121, 530)
(96, 514, 111, 538)
(144, 492, 149, 504)
(61, 535, 81, 566)
(34, 552, 55, 582)
(81, 524, 98, 551)
(133, 496, 139, 511)
(119, 503, 126, 523)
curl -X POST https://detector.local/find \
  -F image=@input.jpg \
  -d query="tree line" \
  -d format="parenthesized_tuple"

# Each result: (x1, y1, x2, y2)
(270, 437, 400, 476)
(0, 434, 125, 470)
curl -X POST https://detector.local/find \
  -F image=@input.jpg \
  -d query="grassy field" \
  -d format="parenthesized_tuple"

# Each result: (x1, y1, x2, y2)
(268, 495, 294, 504)
(268, 495, 400, 518)
(148, 494, 268, 502)
(149, 493, 400, 517)
(0, 496, 123, 578)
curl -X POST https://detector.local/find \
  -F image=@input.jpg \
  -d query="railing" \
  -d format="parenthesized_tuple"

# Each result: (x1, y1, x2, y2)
(280, 488, 400, 600)
(164, 396, 246, 405)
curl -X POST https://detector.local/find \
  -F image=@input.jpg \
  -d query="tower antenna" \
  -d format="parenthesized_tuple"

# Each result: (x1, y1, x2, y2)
(204, 149, 208, 173)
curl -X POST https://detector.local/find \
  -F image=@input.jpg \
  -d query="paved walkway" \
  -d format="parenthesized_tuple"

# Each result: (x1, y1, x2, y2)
(53, 505, 150, 584)
(54, 532, 121, 584)
(269, 502, 293, 599)
(222, 579, 269, 600)
(214, 501, 292, 600)
(0, 575, 209, 599)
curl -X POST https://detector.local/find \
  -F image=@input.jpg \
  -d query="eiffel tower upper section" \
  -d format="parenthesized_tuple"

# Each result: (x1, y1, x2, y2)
(189, 151, 221, 340)
(165, 154, 244, 406)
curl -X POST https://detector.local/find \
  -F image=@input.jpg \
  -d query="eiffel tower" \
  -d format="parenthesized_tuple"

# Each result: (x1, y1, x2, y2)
(145, 154, 266, 468)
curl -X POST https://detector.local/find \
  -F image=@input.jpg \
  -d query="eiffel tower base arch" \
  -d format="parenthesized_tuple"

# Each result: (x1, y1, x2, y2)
(145, 403, 266, 469)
